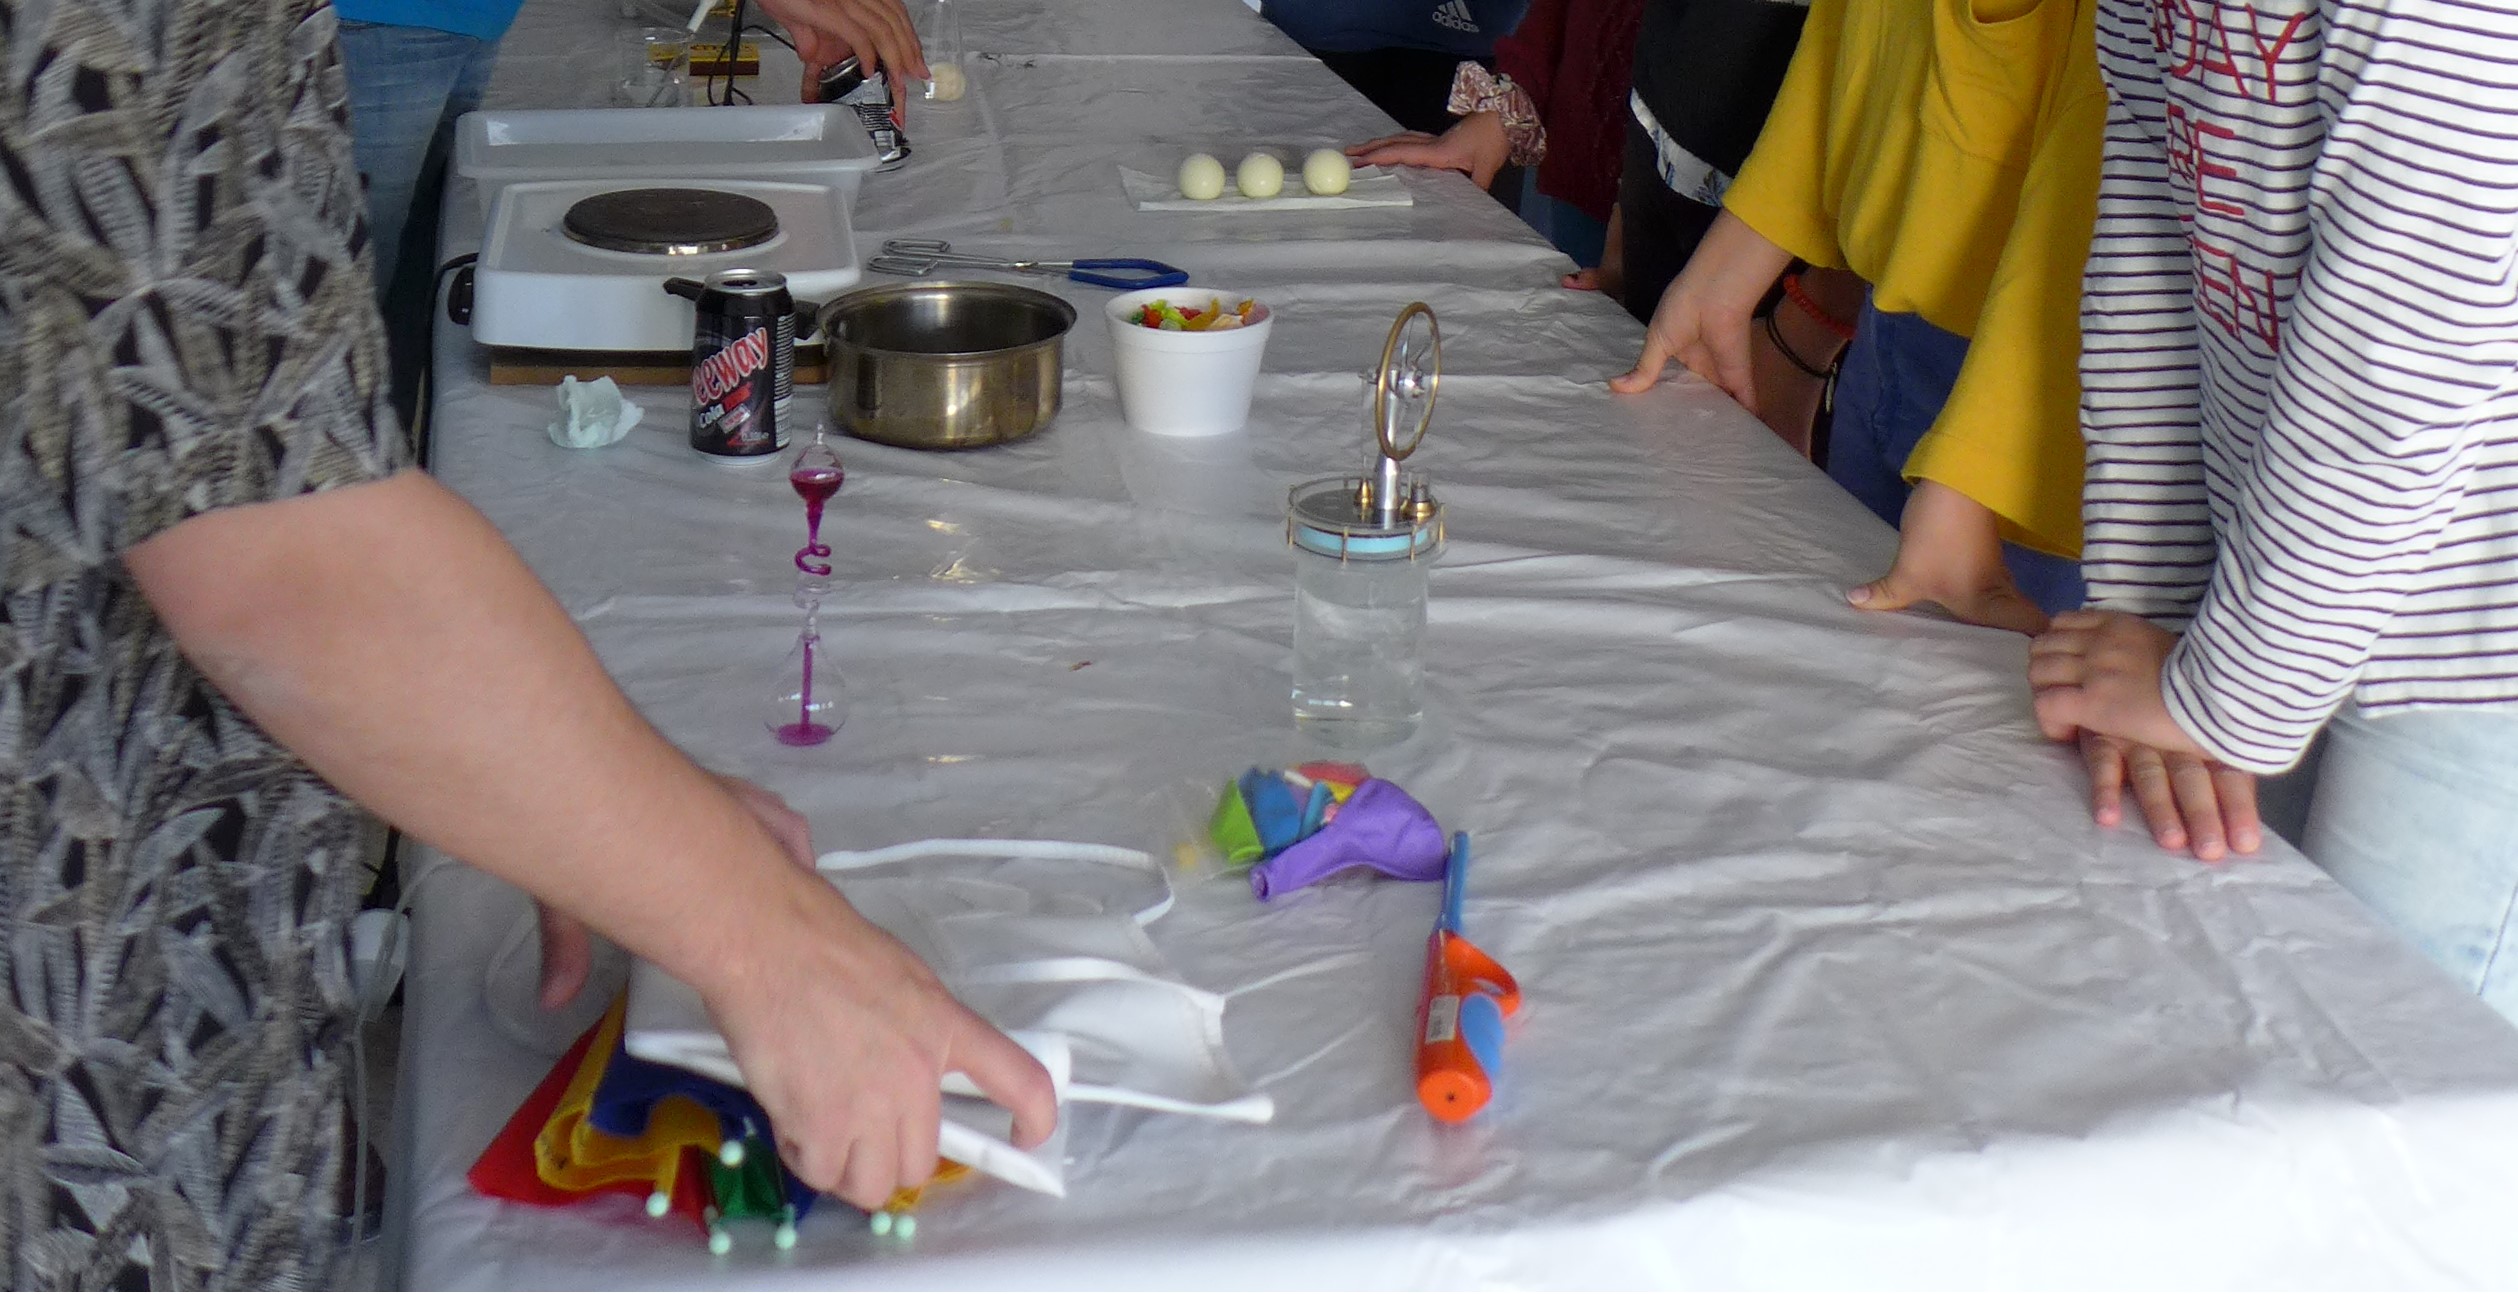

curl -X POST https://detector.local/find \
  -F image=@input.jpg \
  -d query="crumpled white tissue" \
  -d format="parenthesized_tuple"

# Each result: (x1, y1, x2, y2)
(546, 375, 644, 448)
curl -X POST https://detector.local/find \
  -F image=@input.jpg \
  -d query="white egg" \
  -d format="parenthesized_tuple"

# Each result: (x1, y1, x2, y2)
(1177, 152, 1227, 201)
(1301, 148, 1352, 196)
(1236, 152, 1285, 199)
(923, 62, 967, 102)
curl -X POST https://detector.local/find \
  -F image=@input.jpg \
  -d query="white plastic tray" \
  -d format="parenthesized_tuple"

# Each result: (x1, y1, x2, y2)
(453, 104, 880, 215)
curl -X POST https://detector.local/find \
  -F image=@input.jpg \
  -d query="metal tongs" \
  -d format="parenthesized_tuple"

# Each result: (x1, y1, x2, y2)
(868, 239, 1189, 290)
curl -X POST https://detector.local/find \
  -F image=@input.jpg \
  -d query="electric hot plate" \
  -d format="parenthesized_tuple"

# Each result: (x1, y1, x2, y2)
(468, 178, 864, 353)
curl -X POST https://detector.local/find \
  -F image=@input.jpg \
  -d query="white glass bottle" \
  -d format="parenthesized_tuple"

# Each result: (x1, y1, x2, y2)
(919, 0, 967, 100)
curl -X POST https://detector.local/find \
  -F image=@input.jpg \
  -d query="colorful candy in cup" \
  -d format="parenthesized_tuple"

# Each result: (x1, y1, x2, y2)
(1125, 297, 1268, 332)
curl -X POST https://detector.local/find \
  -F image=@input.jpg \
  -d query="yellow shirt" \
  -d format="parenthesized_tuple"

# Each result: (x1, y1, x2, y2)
(1722, 0, 2102, 557)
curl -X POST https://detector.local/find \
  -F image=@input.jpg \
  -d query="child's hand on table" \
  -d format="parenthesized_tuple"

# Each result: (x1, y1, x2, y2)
(1847, 480, 2050, 637)
(2075, 732, 2262, 862)
(1562, 203, 1624, 297)
(1610, 210, 1791, 405)
(2029, 610, 2264, 861)
(1349, 112, 1511, 189)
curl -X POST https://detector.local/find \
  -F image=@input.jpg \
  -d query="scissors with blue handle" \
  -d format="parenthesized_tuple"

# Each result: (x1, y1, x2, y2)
(869, 239, 1188, 290)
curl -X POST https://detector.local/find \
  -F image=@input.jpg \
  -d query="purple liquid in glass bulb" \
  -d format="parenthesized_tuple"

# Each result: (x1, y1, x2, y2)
(792, 457, 843, 576)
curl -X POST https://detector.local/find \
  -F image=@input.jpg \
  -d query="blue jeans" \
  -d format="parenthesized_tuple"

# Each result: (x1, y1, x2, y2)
(338, 22, 498, 297)
(2264, 703, 2518, 1023)
(337, 21, 500, 421)
(1827, 297, 2085, 615)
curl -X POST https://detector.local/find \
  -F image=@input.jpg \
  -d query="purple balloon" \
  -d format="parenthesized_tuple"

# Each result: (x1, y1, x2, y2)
(1249, 779, 1448, 900)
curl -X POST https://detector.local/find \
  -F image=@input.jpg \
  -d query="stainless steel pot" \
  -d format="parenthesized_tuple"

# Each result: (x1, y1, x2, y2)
(816, 281, 1077, 449)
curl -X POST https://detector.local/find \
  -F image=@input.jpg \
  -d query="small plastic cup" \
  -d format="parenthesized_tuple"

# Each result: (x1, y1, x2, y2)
(1105, 288, 1274, 436)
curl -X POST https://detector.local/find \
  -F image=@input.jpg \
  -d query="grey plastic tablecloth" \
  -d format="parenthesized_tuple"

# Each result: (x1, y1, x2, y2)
(389, 0, 2518, 1286)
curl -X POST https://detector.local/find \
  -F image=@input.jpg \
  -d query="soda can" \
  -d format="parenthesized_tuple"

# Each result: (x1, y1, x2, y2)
(669, 269, 795, 461)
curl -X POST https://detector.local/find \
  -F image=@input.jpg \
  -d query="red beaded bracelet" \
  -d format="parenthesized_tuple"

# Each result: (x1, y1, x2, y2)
(1782, 273, 1856, 344)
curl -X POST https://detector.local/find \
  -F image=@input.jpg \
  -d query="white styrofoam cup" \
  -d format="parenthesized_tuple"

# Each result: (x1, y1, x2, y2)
(1105, 288, 1274, 436)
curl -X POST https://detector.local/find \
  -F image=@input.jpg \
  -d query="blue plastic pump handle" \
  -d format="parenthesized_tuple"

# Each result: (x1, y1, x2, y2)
(1439, 831, 1471, 933)
(1440, 832, 1506, 1089)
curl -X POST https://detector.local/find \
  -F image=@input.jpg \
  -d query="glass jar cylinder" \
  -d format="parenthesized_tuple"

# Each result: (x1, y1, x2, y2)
(1292, 546, 1431, 748)
(1287, 473, 1441, 750)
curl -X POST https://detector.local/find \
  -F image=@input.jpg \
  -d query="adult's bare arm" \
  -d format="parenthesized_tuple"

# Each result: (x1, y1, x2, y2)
(766, 0, 927, 82)
(124, 469, 1051, 1207)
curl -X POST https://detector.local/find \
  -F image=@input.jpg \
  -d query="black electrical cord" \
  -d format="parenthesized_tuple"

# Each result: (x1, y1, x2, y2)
(721, 20, 798, 106)
(712, 0, 750, 104)
(417, 252, 479, 470)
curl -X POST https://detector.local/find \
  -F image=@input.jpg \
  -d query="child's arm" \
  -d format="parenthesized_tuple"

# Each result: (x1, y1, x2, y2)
(1609, 208, 1794, 400)
(1847, 1, 2104, 633)
(1898, 0, 2106, 576)
(2159, 0, 2518, 773)
(2076, 0, 2215, 628)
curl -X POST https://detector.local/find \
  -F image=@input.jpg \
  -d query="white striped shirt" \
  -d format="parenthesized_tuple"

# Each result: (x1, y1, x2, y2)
(2080, 0, 2518, 773)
